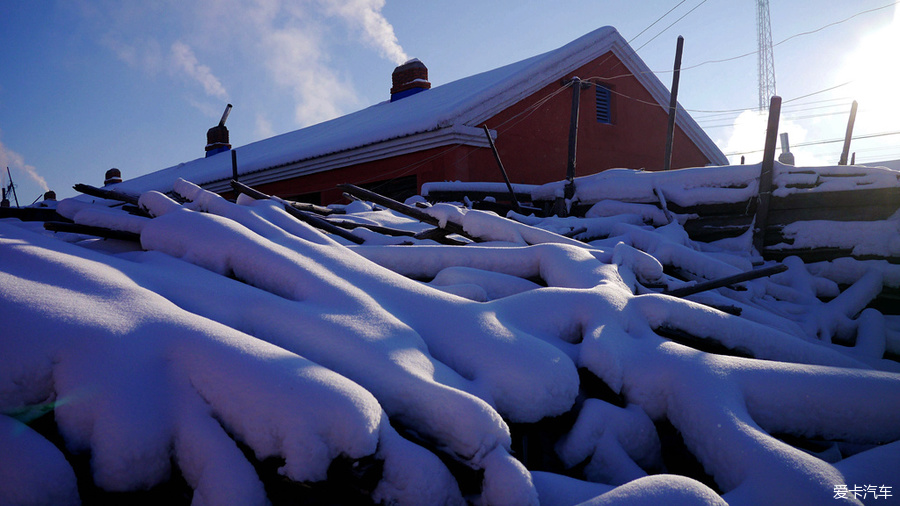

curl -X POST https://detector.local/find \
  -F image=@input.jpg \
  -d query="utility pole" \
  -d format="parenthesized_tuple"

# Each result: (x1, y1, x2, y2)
(838, 100, 859, 165)
(664, 36, 685, 171)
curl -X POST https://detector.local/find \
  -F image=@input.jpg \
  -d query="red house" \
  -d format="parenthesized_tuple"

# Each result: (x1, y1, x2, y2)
(121, 26, 726, 204)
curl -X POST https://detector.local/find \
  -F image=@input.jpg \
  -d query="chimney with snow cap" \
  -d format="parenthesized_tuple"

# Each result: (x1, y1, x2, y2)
(390, 59, 431, 102)
(104, 168, 122, 186)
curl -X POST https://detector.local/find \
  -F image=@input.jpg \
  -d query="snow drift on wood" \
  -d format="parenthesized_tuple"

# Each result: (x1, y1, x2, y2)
(1, 170, 899, 505)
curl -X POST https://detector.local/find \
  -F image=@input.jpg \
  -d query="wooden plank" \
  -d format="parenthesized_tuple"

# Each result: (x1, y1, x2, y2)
(768, 204, 900, 224)
(0, 207, 66, 222)
(339, 183, 478, 241)
(771, 187, 900, 211)
(666, 199, 757, 217)
(763, 247, 855, 263)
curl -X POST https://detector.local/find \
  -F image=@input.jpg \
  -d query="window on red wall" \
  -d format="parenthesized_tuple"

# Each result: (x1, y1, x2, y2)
(595, 84, 613, 124)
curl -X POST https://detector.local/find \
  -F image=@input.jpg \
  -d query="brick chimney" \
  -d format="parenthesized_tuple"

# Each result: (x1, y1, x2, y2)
(104, 168, 122, 186)
(391, 59, 431, 102)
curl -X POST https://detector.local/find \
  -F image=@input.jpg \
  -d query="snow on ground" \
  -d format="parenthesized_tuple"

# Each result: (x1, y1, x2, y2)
(1, 168, 899, 505)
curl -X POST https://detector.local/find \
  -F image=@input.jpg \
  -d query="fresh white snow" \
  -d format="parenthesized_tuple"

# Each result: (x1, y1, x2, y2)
(2, 165, 899, 505)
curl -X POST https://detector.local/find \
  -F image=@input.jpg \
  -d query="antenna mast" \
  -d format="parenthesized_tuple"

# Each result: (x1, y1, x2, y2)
(3, 167, 20, 208)
(756, 0, 777, 110)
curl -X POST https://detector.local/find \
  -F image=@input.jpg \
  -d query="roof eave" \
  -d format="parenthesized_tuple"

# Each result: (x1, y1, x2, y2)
(201, 124, 490, 194)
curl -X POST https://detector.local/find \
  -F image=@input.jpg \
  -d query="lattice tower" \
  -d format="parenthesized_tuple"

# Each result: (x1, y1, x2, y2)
(757, 0, 777, 109)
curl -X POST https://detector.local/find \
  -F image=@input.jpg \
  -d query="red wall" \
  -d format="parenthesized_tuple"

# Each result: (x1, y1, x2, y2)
(478, 52, 713, 185)
(250, 51, 716, 205)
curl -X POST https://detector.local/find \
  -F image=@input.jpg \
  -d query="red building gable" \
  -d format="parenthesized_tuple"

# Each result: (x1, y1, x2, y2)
(117, 27, 726, 205)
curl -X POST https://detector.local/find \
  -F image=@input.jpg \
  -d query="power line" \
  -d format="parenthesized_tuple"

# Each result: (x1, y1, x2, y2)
(775, 1, 899, 47)
(697, 102, 863, 128)
(700, 109, 857, 129)
(782, 81, 856, 104)
(634, 0, 710, 52)
(627, 0, 689, 45)
(724, 130, 900, 155)
(678, 0, 900, 73)
(693, 97, 854, 120)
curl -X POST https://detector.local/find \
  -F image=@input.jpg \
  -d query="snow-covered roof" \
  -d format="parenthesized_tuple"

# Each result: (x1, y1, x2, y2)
(116, 26, 727, 196)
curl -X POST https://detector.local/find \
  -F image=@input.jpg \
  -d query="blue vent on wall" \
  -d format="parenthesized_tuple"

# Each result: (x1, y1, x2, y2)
(596, 85, 612, 124)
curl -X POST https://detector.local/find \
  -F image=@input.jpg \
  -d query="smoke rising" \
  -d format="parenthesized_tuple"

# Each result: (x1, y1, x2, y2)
(0, 138, 48, 193)
(170, 41, 229, 100)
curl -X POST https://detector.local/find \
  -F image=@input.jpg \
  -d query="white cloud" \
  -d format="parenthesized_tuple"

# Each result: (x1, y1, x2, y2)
(93, 0, 407, 129)
(170, 41, 229, 100)
(102, 36, 165, 75)
(720, 109, 829, 166)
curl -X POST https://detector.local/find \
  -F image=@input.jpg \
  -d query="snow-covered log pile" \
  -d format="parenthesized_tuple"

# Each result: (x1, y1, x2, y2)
(526, 162, 900, 264)
(2, 176, 900, 505)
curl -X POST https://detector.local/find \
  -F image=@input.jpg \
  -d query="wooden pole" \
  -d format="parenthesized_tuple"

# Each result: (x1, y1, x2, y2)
(6, 167, 19, 208)
(232, 149, 238, 181)
(838, 100, 858, 165)
(482, 125, 522, 213)
(73, 183, 140, 206)
(664, 36, 685, 172)
(231, 180, 364, 244)
(752, 95, 782, 255)
(564, 78, 585, 201)
(662, 263, 787, 297)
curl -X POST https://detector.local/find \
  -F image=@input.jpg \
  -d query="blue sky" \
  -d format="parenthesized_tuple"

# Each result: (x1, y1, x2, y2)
(1, 0, 898, 203)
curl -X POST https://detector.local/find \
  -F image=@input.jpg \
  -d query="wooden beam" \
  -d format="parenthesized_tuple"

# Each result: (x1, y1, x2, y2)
(662, 263, 787, 297)
(73, 183, 140, 206)
(338, 183, 478, 242)
(482, 125, 522, 213)
(231, 180, 363, 244)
